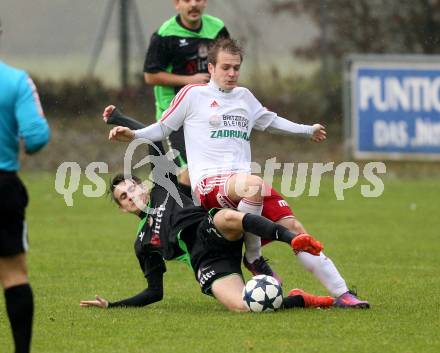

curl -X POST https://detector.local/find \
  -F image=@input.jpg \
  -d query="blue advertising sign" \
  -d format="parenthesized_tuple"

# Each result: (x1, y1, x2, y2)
(348, 56, 440, 160)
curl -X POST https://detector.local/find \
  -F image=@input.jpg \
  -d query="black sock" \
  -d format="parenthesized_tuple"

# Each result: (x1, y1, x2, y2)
(242, 213, 296, 244)
(5, 284, 34, 353)
(282, 295, 305, 309)
(178, 182, 193, 199)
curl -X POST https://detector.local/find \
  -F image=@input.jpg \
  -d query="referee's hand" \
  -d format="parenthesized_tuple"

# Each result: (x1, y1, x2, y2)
(80, 295, 109, 309)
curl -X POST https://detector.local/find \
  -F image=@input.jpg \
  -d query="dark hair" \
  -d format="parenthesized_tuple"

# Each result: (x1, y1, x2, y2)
(208, 38, 243, 66)
(108, 173, 142, 205)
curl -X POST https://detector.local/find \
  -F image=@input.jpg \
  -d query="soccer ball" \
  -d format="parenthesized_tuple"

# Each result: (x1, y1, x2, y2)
(242, 275, 283, 312)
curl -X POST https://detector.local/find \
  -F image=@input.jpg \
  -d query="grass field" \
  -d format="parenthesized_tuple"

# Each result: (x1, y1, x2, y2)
(1, 173, 439, 353)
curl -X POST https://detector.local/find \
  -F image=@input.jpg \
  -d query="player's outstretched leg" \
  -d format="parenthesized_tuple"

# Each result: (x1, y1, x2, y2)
(334, 289, 370, 309)
(215, 210, 314, 283)
(288, 288, 333, 308)
(218, 199, 369, 308)
(278, 217, 370, 309)
(229, 175, 282, 282)
(242, 213, 323, 255)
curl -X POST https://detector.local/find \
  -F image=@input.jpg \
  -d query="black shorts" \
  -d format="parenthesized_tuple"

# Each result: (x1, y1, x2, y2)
(0, 172, 29, 257)
(166, 127, 187, 168)
(180, 209, 244, 296)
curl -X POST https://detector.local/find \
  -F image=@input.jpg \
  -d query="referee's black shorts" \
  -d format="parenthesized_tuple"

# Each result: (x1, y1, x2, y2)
(0, 171, 29, 257)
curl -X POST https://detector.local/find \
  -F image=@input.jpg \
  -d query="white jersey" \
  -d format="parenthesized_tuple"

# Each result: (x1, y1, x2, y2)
(159, 81, 277, 187)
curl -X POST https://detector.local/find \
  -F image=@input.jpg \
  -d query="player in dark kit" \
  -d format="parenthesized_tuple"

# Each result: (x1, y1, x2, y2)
(107, 37, 371, 309)
(81, 101, 328, 310)
(80, 171, 332, 312)
(82, 112, 330, 311)
(143, 0, 229, 195)
(0, 17, 51, 353)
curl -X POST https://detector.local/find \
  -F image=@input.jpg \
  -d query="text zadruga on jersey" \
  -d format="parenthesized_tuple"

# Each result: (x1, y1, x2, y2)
(208, 114, 250, 141)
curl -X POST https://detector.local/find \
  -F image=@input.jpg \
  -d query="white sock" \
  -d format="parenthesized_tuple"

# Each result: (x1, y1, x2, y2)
(296, 252, 349, 297)
(237, 198, 263, 263)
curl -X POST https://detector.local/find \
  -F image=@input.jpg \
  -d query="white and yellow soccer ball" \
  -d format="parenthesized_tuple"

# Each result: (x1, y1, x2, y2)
(242, 275, 283, 312)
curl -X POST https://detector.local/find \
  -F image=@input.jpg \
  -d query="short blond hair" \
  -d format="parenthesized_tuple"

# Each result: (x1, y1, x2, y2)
(208, 38, 243, 66)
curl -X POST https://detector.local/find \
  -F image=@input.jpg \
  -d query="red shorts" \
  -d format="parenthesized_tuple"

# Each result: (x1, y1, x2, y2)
(195, 174, 294, 223)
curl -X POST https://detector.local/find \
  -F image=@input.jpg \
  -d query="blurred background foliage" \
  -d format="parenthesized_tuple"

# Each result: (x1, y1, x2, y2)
(31, 1, 440, 122)
(7, 0, 439, 173)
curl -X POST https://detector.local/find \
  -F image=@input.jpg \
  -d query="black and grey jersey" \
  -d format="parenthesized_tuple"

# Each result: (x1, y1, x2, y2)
(134, 184, 195, 277)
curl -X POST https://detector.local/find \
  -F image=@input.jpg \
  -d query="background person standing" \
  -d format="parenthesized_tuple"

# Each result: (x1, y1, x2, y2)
(144, 0, 229, 196)
(0, 18, 51, 353)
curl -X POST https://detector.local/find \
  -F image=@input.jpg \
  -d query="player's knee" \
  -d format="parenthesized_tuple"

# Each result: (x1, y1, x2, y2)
(245, 175, 264, 194)
(222, 209, 241, 225)
(281, 217, 306, 234)
(215, 209, 243, 240)
(233, 174, 264, 200)
(246, 174, 264, 186)
(226, 231, 242, 241)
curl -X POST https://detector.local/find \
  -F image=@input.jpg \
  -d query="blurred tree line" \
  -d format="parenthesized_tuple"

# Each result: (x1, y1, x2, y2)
(267, 0, 440, 123)
(35, 0, 440, 126)
(270, 0, 440, 60)
(34, 74, 155, 121)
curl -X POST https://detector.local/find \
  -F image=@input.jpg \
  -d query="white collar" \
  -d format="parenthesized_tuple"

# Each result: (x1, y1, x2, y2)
(208, 80, 233, 94)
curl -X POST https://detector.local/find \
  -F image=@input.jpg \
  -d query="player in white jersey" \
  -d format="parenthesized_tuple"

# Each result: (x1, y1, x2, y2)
(106, 38, 369, 308)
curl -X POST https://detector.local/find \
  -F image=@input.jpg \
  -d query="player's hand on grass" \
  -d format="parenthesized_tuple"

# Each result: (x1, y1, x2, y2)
(109, 126, 135, 142)
(80, 295, 109, 309)
(103, 105, 116, 123)
(311, 124, 327, 142)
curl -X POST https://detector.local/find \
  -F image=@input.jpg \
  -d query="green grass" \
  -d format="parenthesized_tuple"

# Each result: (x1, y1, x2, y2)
(1, 173, 439, 353)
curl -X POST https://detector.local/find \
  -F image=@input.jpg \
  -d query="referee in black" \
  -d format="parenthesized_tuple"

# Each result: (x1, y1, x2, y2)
(0, 18, 50, 353)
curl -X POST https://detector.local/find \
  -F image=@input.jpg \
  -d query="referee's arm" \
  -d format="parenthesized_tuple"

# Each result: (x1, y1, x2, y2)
(16, 75, 50, 154)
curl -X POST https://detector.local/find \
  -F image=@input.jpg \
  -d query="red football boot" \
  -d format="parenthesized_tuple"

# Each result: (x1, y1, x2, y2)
(291, 233, 323, 256)
(288, 288, 334, 308)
